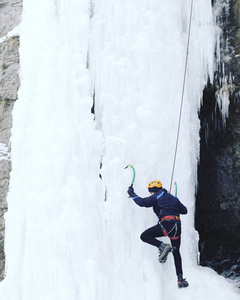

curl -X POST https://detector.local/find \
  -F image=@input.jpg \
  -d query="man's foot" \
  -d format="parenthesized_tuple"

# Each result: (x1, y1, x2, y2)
(178, 275, 189, 288)
(158, 243, 171, 263)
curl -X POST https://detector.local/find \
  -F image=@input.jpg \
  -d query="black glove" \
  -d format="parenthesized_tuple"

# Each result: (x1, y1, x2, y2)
(127, 185, 134, 197)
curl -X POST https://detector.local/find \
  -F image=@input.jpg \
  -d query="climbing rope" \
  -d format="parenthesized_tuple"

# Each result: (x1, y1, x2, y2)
(169, 0, 194, 193)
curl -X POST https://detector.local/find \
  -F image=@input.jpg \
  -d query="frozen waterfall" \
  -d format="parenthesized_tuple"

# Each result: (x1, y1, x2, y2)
(0, 0, 239, 299)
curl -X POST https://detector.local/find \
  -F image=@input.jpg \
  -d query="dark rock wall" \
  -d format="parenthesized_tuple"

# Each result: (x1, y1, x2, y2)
(196, 0, 240, 280)
(0, 0, 22, 280)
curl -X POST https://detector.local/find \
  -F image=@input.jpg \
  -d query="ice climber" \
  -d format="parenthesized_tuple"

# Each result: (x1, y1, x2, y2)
(127, 180, 189, 288)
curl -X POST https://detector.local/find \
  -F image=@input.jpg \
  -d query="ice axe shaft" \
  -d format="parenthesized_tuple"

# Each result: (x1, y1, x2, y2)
(124, 164, 136, 186)
(174, 181, 177, 197)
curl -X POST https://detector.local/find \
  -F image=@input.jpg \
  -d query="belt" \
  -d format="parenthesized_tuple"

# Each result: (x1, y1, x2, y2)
(161, 215, 180, 222)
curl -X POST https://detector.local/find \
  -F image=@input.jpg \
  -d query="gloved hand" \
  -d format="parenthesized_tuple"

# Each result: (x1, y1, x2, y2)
(127, 185, 134, 197)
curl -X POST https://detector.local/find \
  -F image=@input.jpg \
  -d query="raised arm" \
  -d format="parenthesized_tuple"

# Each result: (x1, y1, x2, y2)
(128, 186, 157, 207)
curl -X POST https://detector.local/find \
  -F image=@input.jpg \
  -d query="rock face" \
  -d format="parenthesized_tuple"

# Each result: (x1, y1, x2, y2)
(196, 0, 240, 281)
(0, 0, 22, 280)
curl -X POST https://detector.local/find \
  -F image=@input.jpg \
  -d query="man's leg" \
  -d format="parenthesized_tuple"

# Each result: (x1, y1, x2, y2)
(170, 238, 183, 276)
(169, 226, 189, 288)
(140, 223, 164, 248)
(162, 221, 183, 276)
(140, 224, 171, 262)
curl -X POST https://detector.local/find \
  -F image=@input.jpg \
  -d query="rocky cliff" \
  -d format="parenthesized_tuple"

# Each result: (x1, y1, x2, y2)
(0, 0, 22, 280)
(196, 0, 240, 283)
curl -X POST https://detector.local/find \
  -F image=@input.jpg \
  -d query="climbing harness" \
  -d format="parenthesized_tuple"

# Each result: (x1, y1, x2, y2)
(159, 216, 181, 240)
(158, 221, 180, 240)
(161, 215, 180, 222)
(159, 222, 168, 237)
(169, 0, 194, 193)
(166, 222, 180, 240)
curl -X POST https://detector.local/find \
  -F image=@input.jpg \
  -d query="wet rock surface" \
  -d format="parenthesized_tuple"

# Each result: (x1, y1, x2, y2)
(196, 0, 240, 284)
(0, 0, 22, 280)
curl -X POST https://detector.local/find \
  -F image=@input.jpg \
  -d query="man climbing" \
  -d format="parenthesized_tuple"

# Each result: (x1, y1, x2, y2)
(127, 180, 189, 288)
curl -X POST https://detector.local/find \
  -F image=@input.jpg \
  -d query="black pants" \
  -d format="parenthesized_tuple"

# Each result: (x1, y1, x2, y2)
(140, 221, 183, 276)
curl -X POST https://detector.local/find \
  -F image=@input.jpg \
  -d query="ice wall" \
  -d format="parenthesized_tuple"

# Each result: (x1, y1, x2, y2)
(0, 0, 239, 299)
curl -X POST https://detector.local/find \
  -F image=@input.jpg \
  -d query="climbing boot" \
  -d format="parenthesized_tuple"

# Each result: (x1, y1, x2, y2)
(158, 243, 171, 263)
(177, 275, 189, 288)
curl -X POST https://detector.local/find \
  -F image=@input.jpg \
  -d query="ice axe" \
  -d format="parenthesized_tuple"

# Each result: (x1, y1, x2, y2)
(174, 181, 177, 197)
(124, 164, 136, 187)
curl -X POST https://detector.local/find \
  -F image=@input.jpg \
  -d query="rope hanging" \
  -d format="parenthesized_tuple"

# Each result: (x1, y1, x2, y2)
(169, 0, 194, 193)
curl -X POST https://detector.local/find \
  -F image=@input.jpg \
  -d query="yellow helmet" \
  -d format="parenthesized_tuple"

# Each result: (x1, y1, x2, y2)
(148, 180, 162, 189)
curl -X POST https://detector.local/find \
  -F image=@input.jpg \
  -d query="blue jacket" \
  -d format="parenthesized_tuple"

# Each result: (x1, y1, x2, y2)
(129, 187, 187, 220)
